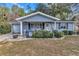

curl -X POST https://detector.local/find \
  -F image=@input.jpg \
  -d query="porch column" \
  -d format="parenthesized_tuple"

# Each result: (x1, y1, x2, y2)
(11, 24, 13, 34)
(20, 21, 23, 36)
(54, 21, 56, 30)
(43, 22, 44, 29)
(73, 22, 75, 31)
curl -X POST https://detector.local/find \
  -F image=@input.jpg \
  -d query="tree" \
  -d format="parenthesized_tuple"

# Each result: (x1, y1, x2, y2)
(25, 4, 35, 14)
(11, 4, 18, 14)
(35, 3, 72, 20)
(48, 3, 72, 20)
(0, 6, 10, 20)
(0, 14, 11, 34)
(0, 6, 11, 34)
(18, 8, 26, 17)
(35, 3, 49, 14)
(11, 4, 26, 17)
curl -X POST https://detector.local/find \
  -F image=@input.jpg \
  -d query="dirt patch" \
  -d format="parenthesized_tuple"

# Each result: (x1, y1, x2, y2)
(0, 36, 79, 55)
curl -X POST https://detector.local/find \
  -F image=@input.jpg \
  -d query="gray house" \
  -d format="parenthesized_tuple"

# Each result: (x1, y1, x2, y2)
(11, 12, 75, 37)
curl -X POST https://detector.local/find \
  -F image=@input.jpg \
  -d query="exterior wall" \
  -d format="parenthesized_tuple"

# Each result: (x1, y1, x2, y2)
(44, 23, 54, 32)
(11, 21, 75, 36)
(12, 24, 20, 34)
(56, 22, 67, 31)
(22, 22, 55, 32)
(23, 22, 28, 35)
(56, 22, 75, 31)
(21, 15, 55, 22)
(30, 23, 43, 31)
(67, 22, 75, 31)
(23, 22, 28, 31)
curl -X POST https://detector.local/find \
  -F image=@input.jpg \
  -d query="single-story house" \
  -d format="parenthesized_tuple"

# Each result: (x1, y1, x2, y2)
(11, 12, 75, 37)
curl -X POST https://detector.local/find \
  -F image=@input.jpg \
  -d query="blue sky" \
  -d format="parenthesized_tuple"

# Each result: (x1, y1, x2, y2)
(0, 3, 78, 13)
(0, 3, 37, 13)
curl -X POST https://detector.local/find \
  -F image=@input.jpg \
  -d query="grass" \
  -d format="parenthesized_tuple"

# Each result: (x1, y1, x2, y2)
(0, 36, 79, 56)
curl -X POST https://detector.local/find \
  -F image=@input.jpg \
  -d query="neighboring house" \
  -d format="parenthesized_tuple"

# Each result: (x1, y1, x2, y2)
(10, 12, 75, 37)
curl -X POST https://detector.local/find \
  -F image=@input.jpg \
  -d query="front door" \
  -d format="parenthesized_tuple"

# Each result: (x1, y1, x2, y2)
(27, 22, 44, 37)
(45, 23, 52, 31)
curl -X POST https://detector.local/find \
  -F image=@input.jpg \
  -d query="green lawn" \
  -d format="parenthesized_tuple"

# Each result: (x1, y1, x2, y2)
(0, 36, 79, 56)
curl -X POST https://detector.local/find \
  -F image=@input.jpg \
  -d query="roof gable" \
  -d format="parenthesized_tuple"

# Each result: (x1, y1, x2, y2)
(21, 14, 56, 22)
(16, 12, 60, 21)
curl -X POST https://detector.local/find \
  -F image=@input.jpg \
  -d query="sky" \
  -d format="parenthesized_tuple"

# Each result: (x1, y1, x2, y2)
(0, 3, 78, 14)
(0, 3, 38, 13)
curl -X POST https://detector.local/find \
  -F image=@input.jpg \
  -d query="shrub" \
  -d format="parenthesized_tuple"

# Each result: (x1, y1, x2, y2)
(63, 30, 68, 35)
(0, 14, 11, 34)
(0, 24, 11, 34)
(32, 30, 54, 38)
(32, 30, 65, 38)
(53, 30, 64, 38)
(32, 30, 43, 38)
(63, 30, 74, 35)
(68, 31, 74, 35)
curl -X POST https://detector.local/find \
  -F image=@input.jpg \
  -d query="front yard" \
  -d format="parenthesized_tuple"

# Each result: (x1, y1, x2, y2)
(0, 35, 79, 56)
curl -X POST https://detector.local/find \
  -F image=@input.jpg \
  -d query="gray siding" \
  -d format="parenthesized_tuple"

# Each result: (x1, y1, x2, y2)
(56, 22, 74, 31)
(12, 24, 20, 33)
(21, 14, 55, 22)
(11, 13, 75, 36)
(67, 22, 74, 31)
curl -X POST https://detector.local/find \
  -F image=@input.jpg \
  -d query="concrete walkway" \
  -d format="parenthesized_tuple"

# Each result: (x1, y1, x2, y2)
(0, 33, 11, 41)
(0, 34, 30, 41)
(0, 34, 65, 41)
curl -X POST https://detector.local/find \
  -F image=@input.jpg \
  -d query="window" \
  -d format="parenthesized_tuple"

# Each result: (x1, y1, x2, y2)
(12, 24, 20, 34)
(46, 23, 49, 27)
(58, 22, 67, 29)
(30, 23, 44, 31)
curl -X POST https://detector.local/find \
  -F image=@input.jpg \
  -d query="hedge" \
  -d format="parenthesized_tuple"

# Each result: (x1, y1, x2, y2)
(32, 30, 64, 38)
(32, 30, 54, 38)
(53, 30, 64, 38)
(63, 30, 74, 35)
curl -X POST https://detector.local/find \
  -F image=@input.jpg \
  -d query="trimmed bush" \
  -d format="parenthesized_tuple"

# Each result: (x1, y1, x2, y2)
(32, 30, 64, 38)
(63, 30, 68, 35)
(63, 30, 74, 35)
(32, 30, 43, 38)
(32, 30, 74, 38)
(68, 31, 74, 35)
(53, 30, 64, 38)
(32, 30, 54, 38)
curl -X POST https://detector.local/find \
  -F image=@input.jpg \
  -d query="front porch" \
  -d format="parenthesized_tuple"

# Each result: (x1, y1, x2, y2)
(11, 21, 75, 38)
(20, 22, 54, 37)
